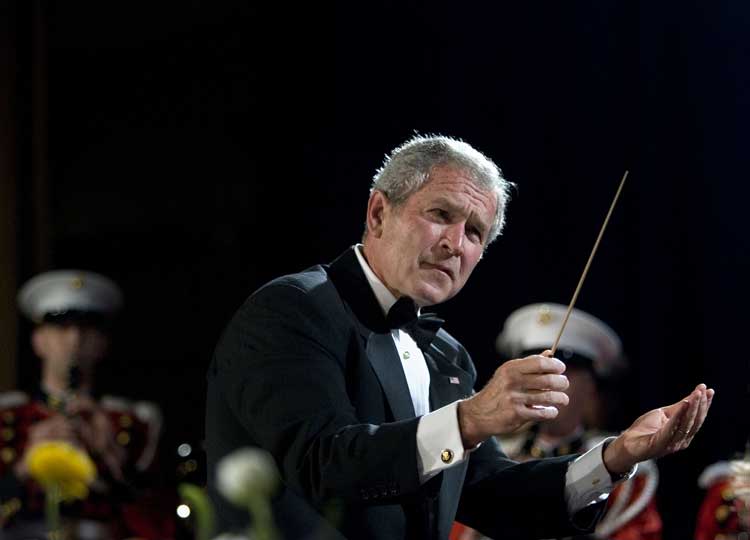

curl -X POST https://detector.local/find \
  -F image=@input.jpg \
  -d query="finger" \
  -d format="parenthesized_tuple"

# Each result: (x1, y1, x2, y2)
(66, 396, 97, 416)
(679, 385, 705, 426)
(672, 396, 701, 451)
(669, 392, 699, 452)
(74, 421, 94, 445)
(517, 355, 566, 375)
(34, 426, 76, 444)
(705, 388, 715, 415)
(81, 421, 108, 453)
(662, 386, 701, 417)
(657, 400, 690, 455)
(524, 390, 569, 408)
(705, 388, 715, 413)
(677, 388, 703, 447)
(32, 416, 75, 441)
(686, 388, 713, 446)
(683, 386, 706, 431)
(523, 373, 569, 392)
(55, 420, 76, 437)
(523, 404, 559, 421)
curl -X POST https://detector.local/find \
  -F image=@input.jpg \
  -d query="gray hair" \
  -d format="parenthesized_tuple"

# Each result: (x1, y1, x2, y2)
(369, 135, 514, 245)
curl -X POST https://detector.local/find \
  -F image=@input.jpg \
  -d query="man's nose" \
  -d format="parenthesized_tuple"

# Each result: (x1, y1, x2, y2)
(64, 326, 82, 347)
(440, 223, 464, 255)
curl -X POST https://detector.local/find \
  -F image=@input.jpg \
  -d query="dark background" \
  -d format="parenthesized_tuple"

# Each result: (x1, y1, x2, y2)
(5, 1, 750, 538)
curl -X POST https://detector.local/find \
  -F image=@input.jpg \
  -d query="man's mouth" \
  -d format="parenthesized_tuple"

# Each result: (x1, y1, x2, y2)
(422, 262, 454, 280)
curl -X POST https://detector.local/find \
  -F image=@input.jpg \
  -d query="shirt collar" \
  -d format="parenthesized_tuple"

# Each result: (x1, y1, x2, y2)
(353, 244, 398, 316)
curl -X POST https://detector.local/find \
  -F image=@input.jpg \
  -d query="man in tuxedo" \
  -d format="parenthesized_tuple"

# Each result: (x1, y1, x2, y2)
(205, 135, 713, 539)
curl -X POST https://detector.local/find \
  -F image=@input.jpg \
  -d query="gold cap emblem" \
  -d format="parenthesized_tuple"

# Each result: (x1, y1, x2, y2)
(537, 305, 552, 325)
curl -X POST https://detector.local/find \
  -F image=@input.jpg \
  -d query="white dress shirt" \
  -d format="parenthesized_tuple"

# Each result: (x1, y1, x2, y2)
(353, 245, 632, 514)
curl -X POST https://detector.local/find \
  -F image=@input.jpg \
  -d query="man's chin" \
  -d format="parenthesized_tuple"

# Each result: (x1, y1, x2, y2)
(411, 285, 453, 307)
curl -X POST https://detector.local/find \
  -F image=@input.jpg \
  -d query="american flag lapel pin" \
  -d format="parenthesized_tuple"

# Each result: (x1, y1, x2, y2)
(449, 376, 460, 385)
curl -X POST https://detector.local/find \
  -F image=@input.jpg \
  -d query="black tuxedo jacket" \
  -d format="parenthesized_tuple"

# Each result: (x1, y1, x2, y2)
(205, 248, 600, 539)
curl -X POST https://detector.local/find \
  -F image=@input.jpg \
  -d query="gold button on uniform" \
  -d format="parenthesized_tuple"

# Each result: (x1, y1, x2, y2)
(402, 351, 410, 360)
(440, 449, 454, 464)
(1, 447, 16, 463)
(1, 428, 14, 441)
(119, 415, 133, 428)
(116, 431, 131, 446)
(715, 504, 730, 523)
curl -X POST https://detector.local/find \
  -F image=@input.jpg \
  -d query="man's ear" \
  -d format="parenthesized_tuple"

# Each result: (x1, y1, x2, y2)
(365, 190, 389, 239)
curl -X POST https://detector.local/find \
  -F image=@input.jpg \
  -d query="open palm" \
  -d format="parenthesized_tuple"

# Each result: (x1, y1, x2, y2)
(604, 384, 713, 474)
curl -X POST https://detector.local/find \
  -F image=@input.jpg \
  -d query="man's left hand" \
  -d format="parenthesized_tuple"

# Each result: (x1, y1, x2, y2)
(603, 383, 714, 475)
(66, 395, 127, 481)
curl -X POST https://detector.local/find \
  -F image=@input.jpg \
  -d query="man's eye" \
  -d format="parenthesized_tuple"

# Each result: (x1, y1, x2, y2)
(467, 228, 482, 243)
(431, 209, 450, 221)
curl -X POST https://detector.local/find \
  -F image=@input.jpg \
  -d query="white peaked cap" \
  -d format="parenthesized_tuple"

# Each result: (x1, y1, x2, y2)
(496, 303, 624, 377)
(17, 270, 123, 323)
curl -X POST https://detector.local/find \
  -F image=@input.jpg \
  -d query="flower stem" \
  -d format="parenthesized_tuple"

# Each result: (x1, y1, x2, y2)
(177, 483, 215, 540)
(45, 483, 61, 534)
(246, 493, 278, 540)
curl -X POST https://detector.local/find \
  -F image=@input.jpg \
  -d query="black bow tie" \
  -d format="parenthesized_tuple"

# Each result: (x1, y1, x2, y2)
(386, 297, 444, 351)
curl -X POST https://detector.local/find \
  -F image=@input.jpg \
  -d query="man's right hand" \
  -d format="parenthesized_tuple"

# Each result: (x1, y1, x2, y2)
(13, 414, 78, 480)
(457, 351, 569, 448)
(67, 396, 126, 481)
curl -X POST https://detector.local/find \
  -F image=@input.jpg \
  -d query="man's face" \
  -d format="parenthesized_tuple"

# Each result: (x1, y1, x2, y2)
(537, 364, 597, 438)
(32, 322, 110, 377)
(364, 165, 497, 306)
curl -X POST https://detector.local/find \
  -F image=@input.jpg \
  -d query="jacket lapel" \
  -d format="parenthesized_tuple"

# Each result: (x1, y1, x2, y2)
(366, 333, 416, 420)
(424, 340, 473, 411)
(327, 247, 417, 421)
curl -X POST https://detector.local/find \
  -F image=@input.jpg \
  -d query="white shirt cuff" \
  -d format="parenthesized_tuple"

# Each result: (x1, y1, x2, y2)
(416, 401, 473, 482)
(565, 436, 638, 513)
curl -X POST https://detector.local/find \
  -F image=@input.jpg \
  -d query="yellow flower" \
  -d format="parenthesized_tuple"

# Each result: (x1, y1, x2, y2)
(27, 441, 96, 501)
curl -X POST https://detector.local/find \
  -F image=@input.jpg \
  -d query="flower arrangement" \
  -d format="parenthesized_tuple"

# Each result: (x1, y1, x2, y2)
(215, 447, 280, 540)
(177, 447, 280, 540)
(26, 441, 96, 530)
